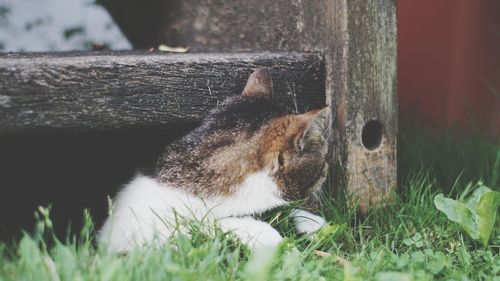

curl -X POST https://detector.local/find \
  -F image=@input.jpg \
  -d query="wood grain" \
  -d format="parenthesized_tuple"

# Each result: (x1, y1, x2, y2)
(0, 51, 325, 134)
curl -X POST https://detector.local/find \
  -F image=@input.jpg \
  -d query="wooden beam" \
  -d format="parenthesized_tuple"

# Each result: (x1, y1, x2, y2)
(0, 51, 325, 134)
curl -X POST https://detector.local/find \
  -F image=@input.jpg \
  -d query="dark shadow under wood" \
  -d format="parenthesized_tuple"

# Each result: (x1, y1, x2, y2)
(0, 126, 194, 241)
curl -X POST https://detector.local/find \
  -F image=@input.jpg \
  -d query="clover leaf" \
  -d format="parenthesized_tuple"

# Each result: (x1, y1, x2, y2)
(434, 182, 500, 247)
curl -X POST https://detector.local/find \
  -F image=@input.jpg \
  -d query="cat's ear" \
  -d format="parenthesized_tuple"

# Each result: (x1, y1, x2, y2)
(241, 68, 273, 98)
(295, 107, 330, 150)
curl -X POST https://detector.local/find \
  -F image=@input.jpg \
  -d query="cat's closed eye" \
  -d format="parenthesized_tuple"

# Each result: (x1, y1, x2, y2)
(278, 152, 285, 166)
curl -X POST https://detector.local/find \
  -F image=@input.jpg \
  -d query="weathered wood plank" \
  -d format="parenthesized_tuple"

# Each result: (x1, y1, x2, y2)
(102, 0, 398, 212)
(339, 0, 398, 213)
(0, 51, 325, 134)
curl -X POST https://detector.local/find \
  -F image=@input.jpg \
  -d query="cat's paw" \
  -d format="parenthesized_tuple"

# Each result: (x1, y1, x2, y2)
(218, 217, 283, 249)
(253, 227, 283, 247)
(292, 209, 326, 235)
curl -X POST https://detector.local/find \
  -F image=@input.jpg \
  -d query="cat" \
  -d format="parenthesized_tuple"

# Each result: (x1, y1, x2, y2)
(99, 68, 330, 252)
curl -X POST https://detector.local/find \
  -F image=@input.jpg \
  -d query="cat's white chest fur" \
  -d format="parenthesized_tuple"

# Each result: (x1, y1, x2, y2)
(99, 170, 289, 251)
(210, 169, 287, 217)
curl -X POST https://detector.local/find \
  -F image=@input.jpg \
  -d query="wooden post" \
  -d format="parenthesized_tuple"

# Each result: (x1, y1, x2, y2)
(329, 1, 398, 213)
(103, 0, 398, 212)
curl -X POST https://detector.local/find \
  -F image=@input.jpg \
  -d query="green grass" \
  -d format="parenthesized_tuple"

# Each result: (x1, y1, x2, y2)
(1, 127, 499, 281)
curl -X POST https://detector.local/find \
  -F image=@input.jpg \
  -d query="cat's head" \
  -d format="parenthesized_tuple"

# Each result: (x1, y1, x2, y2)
(237, 69, 330, 201)
(157, 68, 330, 204)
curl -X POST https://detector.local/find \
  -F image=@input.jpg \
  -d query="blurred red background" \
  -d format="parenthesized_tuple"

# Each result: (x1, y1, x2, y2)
(398, 0, 500, 136)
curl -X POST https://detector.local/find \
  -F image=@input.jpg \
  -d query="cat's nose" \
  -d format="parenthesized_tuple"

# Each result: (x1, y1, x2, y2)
(321, 107, 333, 136)
(314, 107, 330, 133)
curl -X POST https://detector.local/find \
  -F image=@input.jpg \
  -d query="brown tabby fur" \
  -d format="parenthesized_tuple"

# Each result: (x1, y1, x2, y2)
(154, 69, 329, 201)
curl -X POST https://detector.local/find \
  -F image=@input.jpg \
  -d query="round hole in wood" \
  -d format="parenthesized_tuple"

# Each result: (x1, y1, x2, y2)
(362, 120, 383, 150)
